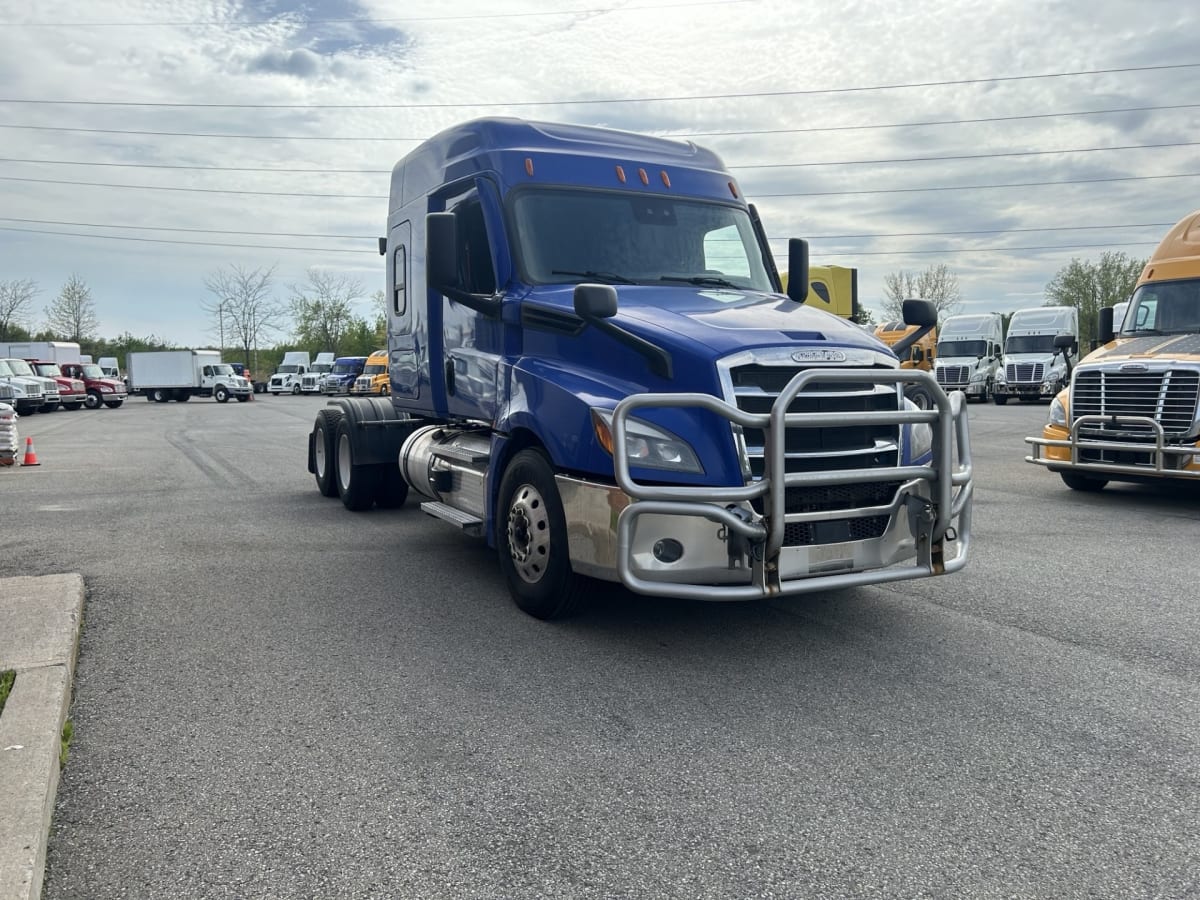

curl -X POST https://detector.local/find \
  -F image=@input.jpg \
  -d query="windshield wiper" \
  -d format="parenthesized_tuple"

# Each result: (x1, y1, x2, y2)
(659, 275, 741, 289)
(551, 269, 636, 285)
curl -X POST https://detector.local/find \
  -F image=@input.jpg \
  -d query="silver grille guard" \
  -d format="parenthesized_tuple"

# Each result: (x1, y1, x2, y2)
(1026, 414, 1200, 479)
(612, 369, 973, 600)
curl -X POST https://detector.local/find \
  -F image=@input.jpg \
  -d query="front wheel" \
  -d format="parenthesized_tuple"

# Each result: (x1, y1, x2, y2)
(1060, 472, 1108, 492)
(993, 395, 1008, 406)
(85, 391, 103, 409)
(379, 384, 390, 397)
(214, 386, 230, 403)
(496, 448, 589, 620)
(904, 384, 934, 411)
(292, 384, 301, 395)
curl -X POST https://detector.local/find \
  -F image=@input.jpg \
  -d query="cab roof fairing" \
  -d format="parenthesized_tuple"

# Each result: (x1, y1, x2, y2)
(388, 117, 740, 215)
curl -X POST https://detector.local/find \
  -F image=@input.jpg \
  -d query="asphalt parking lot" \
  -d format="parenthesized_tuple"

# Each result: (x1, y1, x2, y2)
(2, 394, 1198, 899)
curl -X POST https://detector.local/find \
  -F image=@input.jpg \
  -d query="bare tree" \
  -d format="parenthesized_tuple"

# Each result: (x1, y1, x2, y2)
(203, 264, 285, 364)
(290, 269, 367, 356)
(0, 278, 39, 341)
(46, 273, 100, 341)
(880, 264, 963, 322)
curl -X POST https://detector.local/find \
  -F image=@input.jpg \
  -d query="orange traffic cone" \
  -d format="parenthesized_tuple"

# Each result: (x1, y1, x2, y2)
(22, 436, 40, 466)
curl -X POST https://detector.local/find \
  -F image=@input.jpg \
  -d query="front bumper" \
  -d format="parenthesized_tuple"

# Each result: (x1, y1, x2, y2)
(564, 369, 973, 600)
(1026, 415, 1200, 480)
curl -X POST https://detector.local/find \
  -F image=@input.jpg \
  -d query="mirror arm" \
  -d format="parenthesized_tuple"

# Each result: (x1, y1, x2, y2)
(891, 324, 933, 359)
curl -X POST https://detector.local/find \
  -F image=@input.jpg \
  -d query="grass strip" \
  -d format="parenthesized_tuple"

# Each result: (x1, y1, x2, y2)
(0, 669, 14, 717)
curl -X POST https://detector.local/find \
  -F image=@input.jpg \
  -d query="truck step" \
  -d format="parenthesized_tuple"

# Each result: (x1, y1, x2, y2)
(430, 445, 490, 465)
(420, 501, 485, 537)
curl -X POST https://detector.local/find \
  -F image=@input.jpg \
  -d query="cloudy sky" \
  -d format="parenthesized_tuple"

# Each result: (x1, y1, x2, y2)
(1, 0, 1198, 346)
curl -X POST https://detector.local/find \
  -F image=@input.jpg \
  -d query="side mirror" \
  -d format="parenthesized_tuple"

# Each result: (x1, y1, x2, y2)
(426, 213, 459, 292)
(900, 298, 937, 328)
(574, 284, 618, 319)
(785, 239, 809, 303)
(1096, 306, 1114, 345)
(1053, 334, 1075, 351)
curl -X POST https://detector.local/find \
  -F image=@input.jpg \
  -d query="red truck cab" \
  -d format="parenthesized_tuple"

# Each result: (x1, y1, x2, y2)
(27, 360, 88, 411)
(59, 361, 129, 409)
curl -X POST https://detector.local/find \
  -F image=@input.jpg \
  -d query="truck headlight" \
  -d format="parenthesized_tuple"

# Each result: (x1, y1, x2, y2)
(1048, 395, 1067, 426)
(969, 370, 986, 383)
(995, 371, 1007, 386)
(592, 409, 703, 474)
(905, 399, 934, 461)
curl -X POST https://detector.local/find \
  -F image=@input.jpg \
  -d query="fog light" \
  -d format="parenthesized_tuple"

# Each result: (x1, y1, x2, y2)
(652, 538, 684, 563)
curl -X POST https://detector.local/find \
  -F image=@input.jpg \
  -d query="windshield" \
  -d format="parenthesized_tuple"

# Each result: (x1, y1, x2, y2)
(363, 364, 386, 375)
(510, 188, 773, 290)
(1005, 334, 1058, 354)
(80, 364, 104, 379)
(332, 362, 360, 374)
(213, 364, 235, 376)
(1123, 279, 1200, 335)
(3, 358, 35, 376)
(936, 340, 987, 358)
(0, 360, 11, 376)
(277, 365, 302, 374)
(33, 363, 63, 376)
(311, 364, 332, 374)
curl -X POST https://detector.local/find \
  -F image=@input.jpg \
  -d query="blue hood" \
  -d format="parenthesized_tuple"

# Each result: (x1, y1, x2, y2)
(523, 283, 891, 358)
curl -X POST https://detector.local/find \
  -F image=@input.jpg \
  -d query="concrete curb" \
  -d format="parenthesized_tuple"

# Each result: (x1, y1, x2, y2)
(0, 574, 85, 900)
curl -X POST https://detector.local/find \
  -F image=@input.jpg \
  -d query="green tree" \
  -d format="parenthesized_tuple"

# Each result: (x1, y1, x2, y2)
(0, 278, 39, 342)
(290, 269, 366, 356)
(1044, 252, 1146, 346)
(46, 273, 99, 341)
(880, 264, 962, 322)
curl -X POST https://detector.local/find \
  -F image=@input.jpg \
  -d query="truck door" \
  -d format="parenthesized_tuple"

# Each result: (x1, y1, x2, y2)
(440, 188, 502, 423)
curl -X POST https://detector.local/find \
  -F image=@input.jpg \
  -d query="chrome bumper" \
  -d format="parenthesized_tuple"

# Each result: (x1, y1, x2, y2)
(1026, 414, 1200, 480)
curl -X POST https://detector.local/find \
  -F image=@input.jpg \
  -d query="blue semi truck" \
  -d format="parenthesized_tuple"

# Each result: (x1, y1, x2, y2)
(308, 117, 974, 618)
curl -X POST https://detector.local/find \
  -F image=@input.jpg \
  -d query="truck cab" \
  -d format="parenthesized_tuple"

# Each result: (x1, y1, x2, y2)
(300, 352, 336, 393)
(27, 361, 87, 411)
(351, 350, 389, 396)
(934, 313, 1004, 402)
(309, 117, 973, 618)
(59, 362, 128, 408)
(0, 359, 46, 414)
(0, 358, 61, 412)
(319, 356, 367, 395)
(1027, 209, 1200, 490)
(993, 306, 1078, 404)
(268, 351, 310, 395)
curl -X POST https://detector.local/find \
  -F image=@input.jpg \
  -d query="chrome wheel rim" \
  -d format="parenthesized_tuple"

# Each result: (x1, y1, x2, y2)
(507, 483, 549, 584)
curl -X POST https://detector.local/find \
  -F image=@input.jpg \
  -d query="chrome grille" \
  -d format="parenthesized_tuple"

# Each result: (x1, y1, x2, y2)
(1073, 369, 1200, 436)
(936, 365, 968, 387)
(1006, 362, 1044, 383)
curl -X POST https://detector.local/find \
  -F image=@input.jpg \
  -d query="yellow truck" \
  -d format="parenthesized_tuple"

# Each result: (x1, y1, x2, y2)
(350, 350, 389, 396)
(780, 265, 858, 320)
(1026, 209, 1200, 490)
(874, 320, 938, 409)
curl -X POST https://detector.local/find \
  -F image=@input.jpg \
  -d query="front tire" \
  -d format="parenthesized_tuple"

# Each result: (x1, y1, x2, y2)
(292, 384, 301, 395)
(214, 386, 230, 403)
(905, 384, 934, 410)
(1060, 472, 1108, 492)
(994, 395, 1008, 406)
(85, 390, 103, 409)
(335, 418, 380, 510)
(496, 448, 589, 620)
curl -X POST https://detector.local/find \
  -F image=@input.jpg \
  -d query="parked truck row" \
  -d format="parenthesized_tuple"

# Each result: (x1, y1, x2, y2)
(0, 341, 127, 411)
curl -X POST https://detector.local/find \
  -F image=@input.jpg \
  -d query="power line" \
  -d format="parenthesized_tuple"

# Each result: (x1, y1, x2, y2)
(0, 175, 386, 199)
(0, 0, 753, 28)
(0, 216, 373, 239)
(746, 171, 1200, 197)
(814, 241, 1161, 258)
(0, 224, 372, 254)
(1, 62, 1196, 109)
(4, 139, 1196, 177)
(802, 223, 1174, 240)
(2, 103, 1194, 143)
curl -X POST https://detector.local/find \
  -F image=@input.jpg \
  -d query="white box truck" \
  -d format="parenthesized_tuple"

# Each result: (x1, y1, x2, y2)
(127, 350, 252, 403)
(993, 306, 1078, 404)
(934, 313, 1005, 402)
(267, 351, 311, 395)
(0, 340, 82, 364)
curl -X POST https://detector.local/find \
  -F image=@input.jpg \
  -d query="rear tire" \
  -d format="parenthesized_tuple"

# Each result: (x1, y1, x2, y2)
(313, 409, 342, 497)
(496, 448, 589, 620)
(374, 464, 409, 508)
(905, 384, 934, 410)
(336, 418, 380, 511)
(1060, 472, 1107, 492)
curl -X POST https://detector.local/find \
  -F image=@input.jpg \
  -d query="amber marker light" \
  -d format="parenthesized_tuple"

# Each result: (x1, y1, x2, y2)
(615, 165, 627, 183)
(638, 168, 649, 185)
(660, 170, 671, 187)
(728, 181, 739, 198)
(592, 409, 615, 456)
(525, 157, 534, 176)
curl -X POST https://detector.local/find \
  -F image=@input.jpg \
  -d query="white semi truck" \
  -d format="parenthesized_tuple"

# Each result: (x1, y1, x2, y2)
(993, 306, 1078, 405)
(934, 313, 1005, 402)
(268, 351, 311, 394)
(127, 350, 252, 402)
(300, 352, 335, 393)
